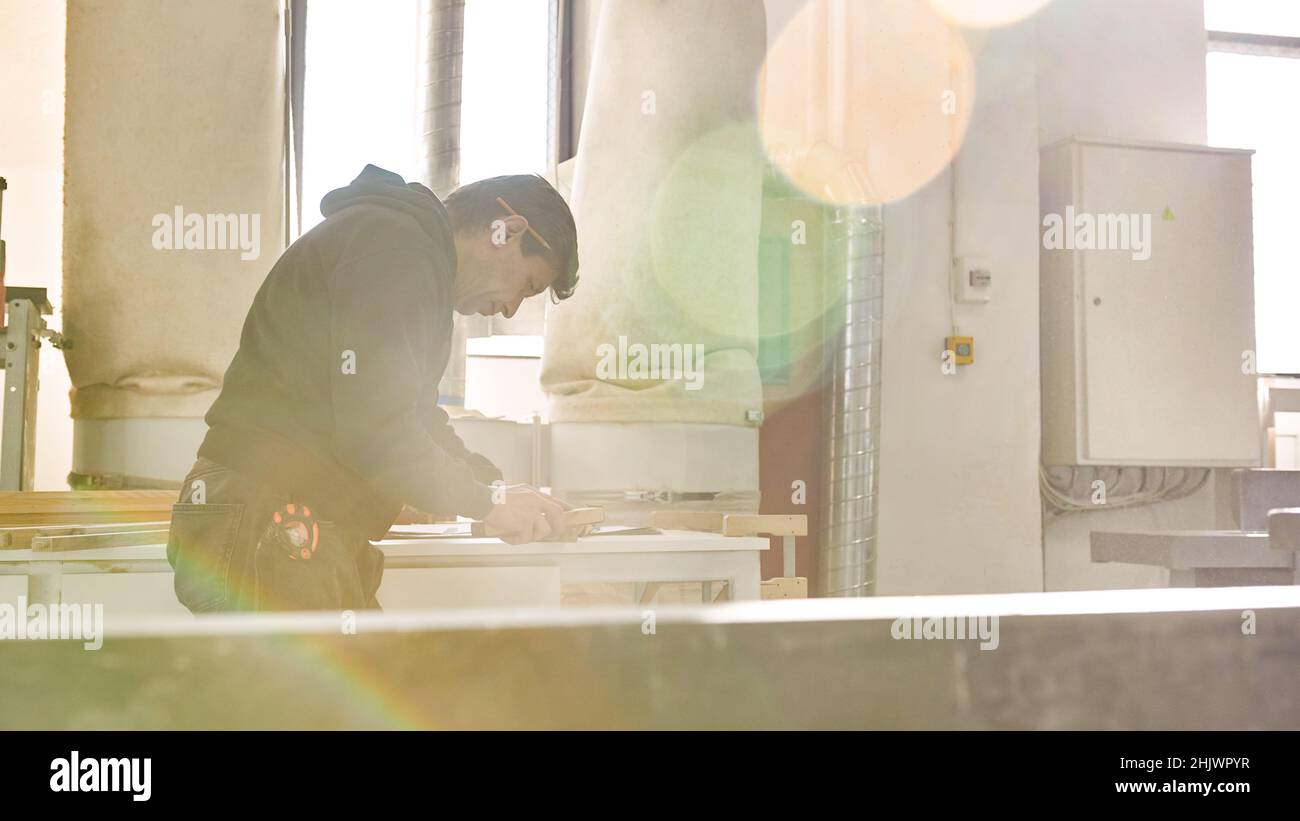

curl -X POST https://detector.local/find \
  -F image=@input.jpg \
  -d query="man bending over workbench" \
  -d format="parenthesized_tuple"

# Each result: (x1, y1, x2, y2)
(166, 165, 578, 613)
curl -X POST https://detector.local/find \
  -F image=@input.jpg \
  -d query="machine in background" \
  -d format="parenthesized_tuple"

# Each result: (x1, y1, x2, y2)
(0, 177, 67, 490)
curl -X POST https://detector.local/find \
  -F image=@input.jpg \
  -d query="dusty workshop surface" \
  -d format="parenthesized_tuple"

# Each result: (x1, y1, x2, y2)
(2, 587, 1299, 730)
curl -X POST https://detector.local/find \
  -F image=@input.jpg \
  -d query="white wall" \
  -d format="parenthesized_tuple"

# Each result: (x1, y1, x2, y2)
(875, 0, 1216, 595)
(1036, 0, 1208, 146)
(743, 0, 1048, 594)
(0, 0, 72, 490)
(1036, 0, 1217, 591)
(875, 21, 1045, 594)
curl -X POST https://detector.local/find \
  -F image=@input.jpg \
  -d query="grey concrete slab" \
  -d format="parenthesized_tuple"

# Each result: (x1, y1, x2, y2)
(1232, 469, 1300, 530)
(1170, 568, 1297, 587)
(3, 589, 1300, 729)
(1269, 507, 1300, 552)
(1091, 529, 1292, 570)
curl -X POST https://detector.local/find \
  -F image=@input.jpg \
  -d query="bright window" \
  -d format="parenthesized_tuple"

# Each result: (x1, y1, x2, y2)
(301, 1, 420, 234)
(1206, 2, 1300, 374)
(301, 0, 553, 237)
(460, 0, 552, 183)
(1205, 0, 1300, 37)
(300, 0, 555, 345)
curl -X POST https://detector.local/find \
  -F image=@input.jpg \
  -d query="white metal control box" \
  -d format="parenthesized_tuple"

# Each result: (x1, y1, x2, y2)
(1039, 137, 1260, 467)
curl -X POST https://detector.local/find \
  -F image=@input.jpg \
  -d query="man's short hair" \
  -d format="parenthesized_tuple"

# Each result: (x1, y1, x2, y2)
(443, 174, 579, 301)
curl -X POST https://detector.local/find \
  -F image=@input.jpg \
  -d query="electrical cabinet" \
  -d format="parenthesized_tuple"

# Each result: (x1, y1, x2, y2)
(1040, 137, 1259, 466)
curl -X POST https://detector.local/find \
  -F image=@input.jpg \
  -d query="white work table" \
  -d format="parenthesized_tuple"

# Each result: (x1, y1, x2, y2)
(0, 528, 768, 607)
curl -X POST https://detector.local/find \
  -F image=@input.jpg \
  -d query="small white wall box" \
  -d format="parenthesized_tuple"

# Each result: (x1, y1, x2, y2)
(953, 256, 992, 302)
(1040, 137, 1260, 467)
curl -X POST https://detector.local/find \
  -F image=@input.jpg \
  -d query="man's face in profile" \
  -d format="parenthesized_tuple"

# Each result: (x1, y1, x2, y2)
(454, 217, 557, 318)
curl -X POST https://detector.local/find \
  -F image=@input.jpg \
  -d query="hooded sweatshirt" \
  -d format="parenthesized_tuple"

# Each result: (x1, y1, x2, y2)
(199, 165, 499, 539)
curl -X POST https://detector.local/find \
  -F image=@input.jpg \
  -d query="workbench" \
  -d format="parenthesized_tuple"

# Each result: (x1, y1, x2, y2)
(8, 586, 1300, 729)
(0, 528, 768, 608)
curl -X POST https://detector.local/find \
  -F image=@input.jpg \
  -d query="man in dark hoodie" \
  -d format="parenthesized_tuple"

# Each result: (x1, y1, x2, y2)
(166, 165, 579, 613)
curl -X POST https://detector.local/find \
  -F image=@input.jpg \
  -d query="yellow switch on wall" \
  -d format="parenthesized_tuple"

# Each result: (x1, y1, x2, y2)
(945, 336, 974, 365)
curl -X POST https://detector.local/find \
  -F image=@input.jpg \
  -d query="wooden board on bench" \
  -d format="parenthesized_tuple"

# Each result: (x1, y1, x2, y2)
(0, 491, 177, 543)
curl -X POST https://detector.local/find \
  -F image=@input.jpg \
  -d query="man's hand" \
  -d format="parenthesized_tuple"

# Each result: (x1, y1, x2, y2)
(481, 485, 567, 544)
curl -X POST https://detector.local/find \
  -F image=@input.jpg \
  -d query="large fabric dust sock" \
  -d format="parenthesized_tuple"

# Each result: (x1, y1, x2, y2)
(63, 0, 286, 485)
(540, 0, 766, 426)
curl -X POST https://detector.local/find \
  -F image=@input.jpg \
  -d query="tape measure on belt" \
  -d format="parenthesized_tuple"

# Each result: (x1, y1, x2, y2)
(271, 502, 320, 561)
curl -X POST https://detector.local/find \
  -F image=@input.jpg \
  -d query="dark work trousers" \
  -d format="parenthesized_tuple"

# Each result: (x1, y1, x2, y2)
(166, 457, 385, 613)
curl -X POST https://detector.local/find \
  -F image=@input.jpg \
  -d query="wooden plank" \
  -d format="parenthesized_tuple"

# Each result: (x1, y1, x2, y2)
(651, 511, 808, 537)
(0, 491, 176, 535)
(650, 510, 725, 533)
(394, 505, 459, 525)
(0, 490, 177, 514)
(1, 520, 170, 550)
(761, 577, 809, 599)
(722, 514, 807, 537)
(33, 529, 170, 552)
(558, 507, 605, 527)
(0, 512, 173, 529)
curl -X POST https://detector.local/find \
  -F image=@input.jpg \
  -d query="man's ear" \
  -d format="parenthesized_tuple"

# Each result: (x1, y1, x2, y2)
(490, 214, 530, 248)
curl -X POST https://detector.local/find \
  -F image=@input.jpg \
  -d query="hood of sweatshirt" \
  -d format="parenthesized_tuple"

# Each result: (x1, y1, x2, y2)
(319, 164, 456, 253)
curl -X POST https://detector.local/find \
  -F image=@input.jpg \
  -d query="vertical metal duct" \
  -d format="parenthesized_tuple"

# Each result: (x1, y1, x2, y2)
(819, 205, 884, 596)
(418, 0, 467, 404)
(418, 0, 464, 198)
(285, 0, 308, 240)
(547, 0, 574, 167)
